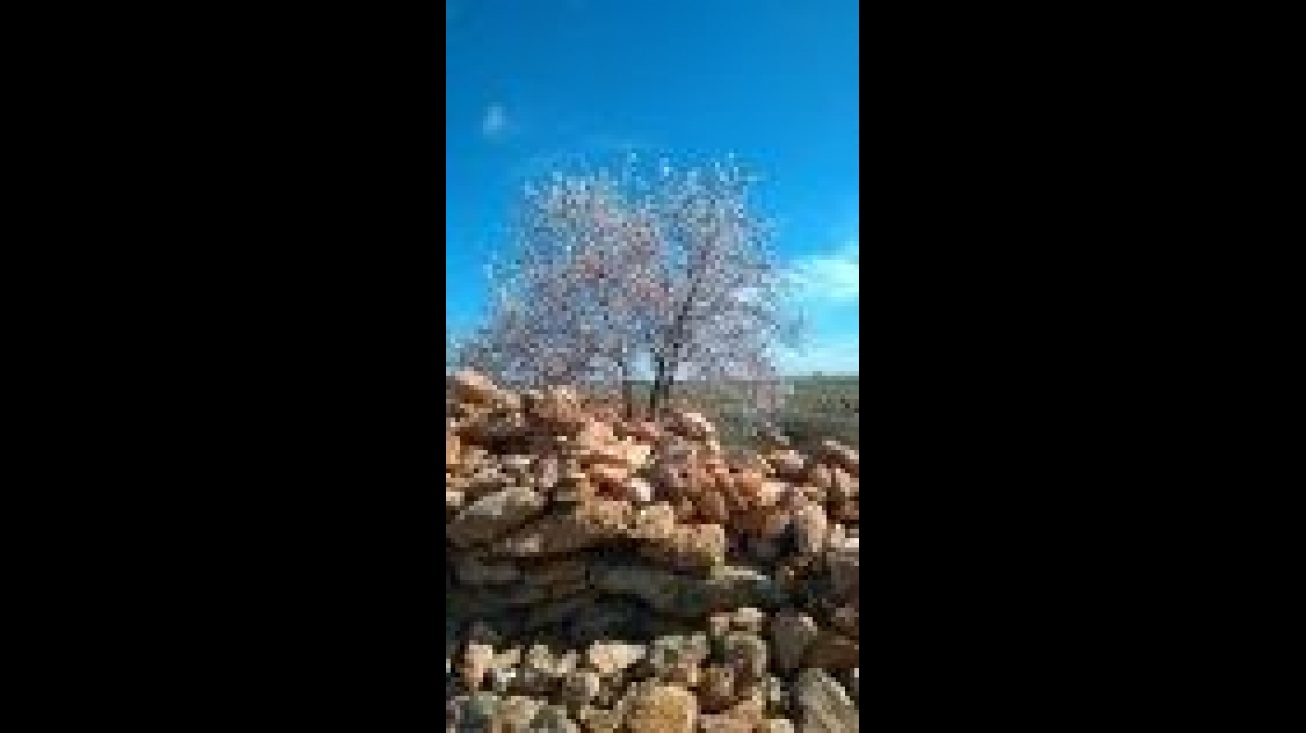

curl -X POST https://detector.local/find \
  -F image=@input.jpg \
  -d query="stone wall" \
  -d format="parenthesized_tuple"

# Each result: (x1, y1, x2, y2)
(446, 370, 860, 732)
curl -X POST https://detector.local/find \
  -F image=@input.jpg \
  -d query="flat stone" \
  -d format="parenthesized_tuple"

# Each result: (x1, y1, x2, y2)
(794, 668, 858, 733)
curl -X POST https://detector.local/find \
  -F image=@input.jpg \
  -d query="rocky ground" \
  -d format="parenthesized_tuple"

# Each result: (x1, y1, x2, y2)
(446, 371, 860, 732)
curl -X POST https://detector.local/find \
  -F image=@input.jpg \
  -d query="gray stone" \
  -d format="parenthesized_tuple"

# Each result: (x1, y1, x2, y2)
(587, 563, 787, 617)
(720, 632, 768, 684)
(529, 704, 581, 732)
(769, 612, 820, 672)
(448, 487, 547, 548)
(794, 668, 858, 733)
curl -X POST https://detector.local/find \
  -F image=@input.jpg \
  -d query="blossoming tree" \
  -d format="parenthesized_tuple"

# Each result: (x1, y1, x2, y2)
(453, 157, 800, 418)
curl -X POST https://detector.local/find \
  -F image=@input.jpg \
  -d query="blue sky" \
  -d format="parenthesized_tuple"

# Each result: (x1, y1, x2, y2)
(446, 0, 859, 374)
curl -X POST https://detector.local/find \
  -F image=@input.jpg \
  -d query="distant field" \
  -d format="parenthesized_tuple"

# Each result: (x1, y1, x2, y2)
(449, 373, 860, 453)
(623, 375, 860, 453)
(771, 375, 859, 450)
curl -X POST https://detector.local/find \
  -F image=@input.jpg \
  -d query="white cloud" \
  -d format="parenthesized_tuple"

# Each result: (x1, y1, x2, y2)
(786, 238, 859, 303)
(481, 104, 509, 140)
(779, 230, 860, 374)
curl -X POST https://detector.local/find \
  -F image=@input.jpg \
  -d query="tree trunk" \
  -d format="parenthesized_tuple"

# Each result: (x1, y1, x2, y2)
(620, 365, 635, 420)
(649, 357, 667, 418)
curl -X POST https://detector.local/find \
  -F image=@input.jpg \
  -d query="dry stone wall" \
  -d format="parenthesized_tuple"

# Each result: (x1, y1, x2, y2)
(446, 370, 860, 732)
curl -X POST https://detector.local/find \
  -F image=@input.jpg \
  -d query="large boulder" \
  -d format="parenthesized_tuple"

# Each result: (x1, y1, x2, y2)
(447, 487, 547, 549)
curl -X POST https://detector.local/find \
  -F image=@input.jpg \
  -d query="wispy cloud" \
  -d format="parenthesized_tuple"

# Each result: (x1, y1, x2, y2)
(778, 227, 860, 374)
(786, 238, 859, 303)
(481, 104, 510, 141)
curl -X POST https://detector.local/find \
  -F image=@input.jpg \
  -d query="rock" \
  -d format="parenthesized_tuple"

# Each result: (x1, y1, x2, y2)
(793, 502, 829, 556)
(555, 597, 641, 641)
(588, 464, 630, 494)
(769, 611, 820, 672)
(767, 450, 806, 478)
(449, 692, 501, 731)
(756, 480, 789, 507)
(460, 642, 495, 691)
(829, 500, 859, 523)
(761, 675, 789, 716)
(447, 487, 466, 512)
(792, 483, 827, 506)
(830, 605, 858, 638)
(448, 487, 547, 549)
(587, 563, 787, 617)
(807, 464, 833, 494)
(803, 633, 858, 670)
(496, 644, 523, 663)
(624, 684, 698, 733)
(697, 490, 730, 523)
(558, 670, 602, 708)
(630, 502, 677, 542)
(530, 704, 581, 732)
(670, 410, 715, 441)
(580, 438, 651, 474)
(554, 650, 580, 676)
(466, 620, 503, 646)
(586, 642, 646, 677)
(552, 471, 596, 506)
(445, 374, 859, 730)
(794, 669, 858, 733)
(707, 612, 732, 640)
(826, 545, 859, 601)
(574, 421, 617, 452)
(621, 442, 653, 471)
(501, 454, 534, 471)
(818, 440, 859, 477)
(585, 565, 680, 610)
(697, 698, 765, 733)
(643, 634, 709, 687)
(638, 522, 726, 573)
(487, 666, 518, 694)
(447, 431, 462, 468)
(492, 499, 632, 557)
(720, 632, 768, 685)
(625, 476, 655, 504)
(827, 524, 847, 552)
(450, 584, 558, 617)
(493, 695, 545, 732)
(737, 504, 792, 540)
(746, 536, 783, 564)
(522, 593, 600, 633)
(458, 466, 512, 500)
(756, 424, 790, 449)
(525, 387, 588, 435)
(534, 456, 561, 491)
(576, 705, 625, 733)
(450, 370, 502, 405)
(829, 467, 857, 503)
(698, 665, 737, 712)
(455, 555, 522, 585)
(731, 607, 767, 635)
